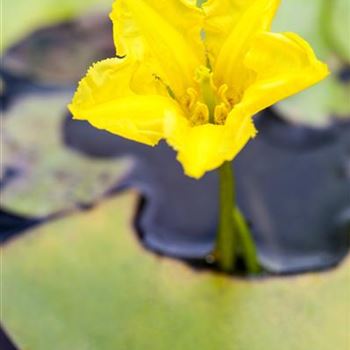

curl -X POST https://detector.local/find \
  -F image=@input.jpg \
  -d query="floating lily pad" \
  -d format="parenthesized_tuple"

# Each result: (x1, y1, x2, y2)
(273, 76, 350, 127)
(2, 193, 349, 350)
(2, 15, 114, 86)
(1, 92, 131, 217)
(2, 0, 111, 53)
(327, 0, 350, 63)
(272, 0, 350, 126)
(273, 0, 329, 58)
(0, 209, 42, 243)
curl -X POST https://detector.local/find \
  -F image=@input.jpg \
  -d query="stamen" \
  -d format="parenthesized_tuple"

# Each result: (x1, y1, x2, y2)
(166, 85, 176, 99)
(218, 83, 243, 108)
(190, 102, 209, 126)
(217, 84, 230, 108)
(180, 88, 198, 111)
(153, 74, 176, 99)
(187, 88, 198, 110)
(214, 103, 229, 125)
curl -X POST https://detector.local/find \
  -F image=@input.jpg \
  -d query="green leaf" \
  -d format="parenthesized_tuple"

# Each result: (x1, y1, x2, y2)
(274, 76, 350, 127)
(272, 0, 349, 126)
(273, 0, 329, 59)
(2, 0, 111, 52)
(2, 193, 349, 350)
(2, 14, 114, 86)
(327, 0, 350, 63)
(1, 93, 130, 217)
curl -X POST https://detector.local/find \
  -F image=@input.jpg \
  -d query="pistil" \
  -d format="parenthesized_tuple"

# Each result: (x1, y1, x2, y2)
(195, 66, 217, 123)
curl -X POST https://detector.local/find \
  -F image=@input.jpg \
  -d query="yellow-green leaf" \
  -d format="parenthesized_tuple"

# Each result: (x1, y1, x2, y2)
(1, 92, 130, 217)
(273, 0, 349, 126)
(327, 0, 350, 63)
(2, 193, 349, 350)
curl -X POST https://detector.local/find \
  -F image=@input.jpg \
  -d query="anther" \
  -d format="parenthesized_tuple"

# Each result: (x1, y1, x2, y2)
(190, 102, 209, 126)
(214, 103, 229, 125)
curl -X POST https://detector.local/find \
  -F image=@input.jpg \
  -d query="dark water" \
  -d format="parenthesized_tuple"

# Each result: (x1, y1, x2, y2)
(0, 328, 17, 350)
(63, 109, 350, 274)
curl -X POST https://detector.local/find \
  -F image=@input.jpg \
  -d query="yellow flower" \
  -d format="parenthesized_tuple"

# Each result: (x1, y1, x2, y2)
(69, 0, 329, 179)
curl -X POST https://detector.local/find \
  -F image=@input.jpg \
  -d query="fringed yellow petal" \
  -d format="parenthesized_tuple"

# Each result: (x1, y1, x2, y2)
(203, 0, 254, 61)
(227, 32, 329, 122)
(69, 58, 184, 146)
(165, 114, 257, 179)
(205, 0, 280, 92)
(111, 0, 205, 97)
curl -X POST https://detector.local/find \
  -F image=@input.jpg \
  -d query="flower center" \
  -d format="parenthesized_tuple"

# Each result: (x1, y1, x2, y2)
(195, 66, 216, 121)
(159, 66, 235, 126)
(179, 66, 234, 126)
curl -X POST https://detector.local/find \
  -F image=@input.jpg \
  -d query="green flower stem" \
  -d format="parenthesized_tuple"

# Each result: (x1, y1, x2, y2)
(215, 161, 260, 274)
(216, 161, 236, 273)
(233, 208, 260, 274)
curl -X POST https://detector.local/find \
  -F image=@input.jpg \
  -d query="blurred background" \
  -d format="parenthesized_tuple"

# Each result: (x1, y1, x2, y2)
(1, 1, 350, 349)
